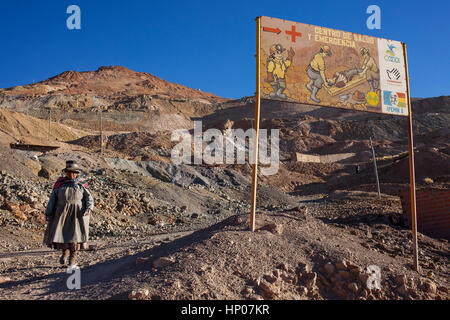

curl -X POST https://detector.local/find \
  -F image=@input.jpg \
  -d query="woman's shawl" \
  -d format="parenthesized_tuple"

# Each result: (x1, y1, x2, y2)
(46, 177, 93, 218)
(53, 176, 89, 190)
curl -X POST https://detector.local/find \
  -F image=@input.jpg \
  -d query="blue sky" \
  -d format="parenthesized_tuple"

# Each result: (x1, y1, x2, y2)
(0, 0, 448, 99)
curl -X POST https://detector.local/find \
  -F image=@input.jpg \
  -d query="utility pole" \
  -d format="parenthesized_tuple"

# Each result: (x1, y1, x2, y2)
(99, 108, 103, 155)
(47, 108, 51, 141)
(369, 137, 381, 199)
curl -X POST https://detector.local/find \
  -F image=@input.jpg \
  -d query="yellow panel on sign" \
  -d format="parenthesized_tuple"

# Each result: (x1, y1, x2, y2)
(259, 16, 408, 116)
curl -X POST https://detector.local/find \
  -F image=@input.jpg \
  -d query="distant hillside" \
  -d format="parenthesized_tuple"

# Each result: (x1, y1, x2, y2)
(0, 66, 224, 103)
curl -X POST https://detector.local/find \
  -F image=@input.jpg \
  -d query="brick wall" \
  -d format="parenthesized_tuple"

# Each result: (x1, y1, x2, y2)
(400, 189, 450, 240)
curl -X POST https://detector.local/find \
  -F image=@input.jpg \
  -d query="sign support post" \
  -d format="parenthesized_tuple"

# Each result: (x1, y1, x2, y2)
(250, 16, 262, 232)
(403, 43, 419, 271)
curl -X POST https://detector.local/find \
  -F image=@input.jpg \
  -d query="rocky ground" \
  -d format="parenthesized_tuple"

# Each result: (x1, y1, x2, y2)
(0, 197, 448, 300)
(0, 68, 448, 300)
(2, 144, 447, 300)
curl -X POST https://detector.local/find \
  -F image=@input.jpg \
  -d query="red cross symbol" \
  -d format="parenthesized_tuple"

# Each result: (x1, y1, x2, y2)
(286, 25, 302, 43)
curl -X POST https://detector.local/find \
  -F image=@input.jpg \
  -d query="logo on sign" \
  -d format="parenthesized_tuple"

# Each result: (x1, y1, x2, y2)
(386, 68, 401, 80)
(383, 91, 406, 108)
(384, 43, 400, 63)
(366, 91, 379, 106)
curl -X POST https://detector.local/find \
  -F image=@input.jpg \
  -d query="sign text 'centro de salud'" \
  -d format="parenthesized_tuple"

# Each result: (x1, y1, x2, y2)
(260, 16, 408, 116)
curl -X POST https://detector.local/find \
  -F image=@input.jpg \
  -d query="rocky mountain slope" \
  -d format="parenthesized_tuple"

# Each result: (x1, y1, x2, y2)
(0, 66, 228, 134)
(0, 66, 223, 103)
(0, 67, 448, 300)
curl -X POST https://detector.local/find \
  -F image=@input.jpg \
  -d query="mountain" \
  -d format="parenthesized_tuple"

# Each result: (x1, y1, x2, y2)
(0, 66, 224, 104)
(0, 66, 231, 134)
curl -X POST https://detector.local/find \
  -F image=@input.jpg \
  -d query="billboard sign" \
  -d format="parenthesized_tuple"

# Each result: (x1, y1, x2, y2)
(259, 16, 409, 116)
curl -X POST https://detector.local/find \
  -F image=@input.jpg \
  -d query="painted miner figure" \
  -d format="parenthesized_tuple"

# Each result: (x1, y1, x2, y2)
(43, 161, 94, 267)
(266, 44, 295, 99)
(306, 45, 333, 103)
(359, 47, 380, 92)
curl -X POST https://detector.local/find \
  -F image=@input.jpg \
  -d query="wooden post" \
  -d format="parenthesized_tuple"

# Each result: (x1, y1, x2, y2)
(100, 109, 103, 155)
(48, 108, 51, 141)
(403, 42, 419, 272)
(369, 137, 381, 199)
(250, 17, 262, 232)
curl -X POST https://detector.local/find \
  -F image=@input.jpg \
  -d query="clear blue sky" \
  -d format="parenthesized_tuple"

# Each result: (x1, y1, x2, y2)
(0, 0, 448, 99)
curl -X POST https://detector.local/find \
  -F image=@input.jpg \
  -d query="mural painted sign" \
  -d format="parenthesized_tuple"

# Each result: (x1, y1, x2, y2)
(260, 16, 408, 116)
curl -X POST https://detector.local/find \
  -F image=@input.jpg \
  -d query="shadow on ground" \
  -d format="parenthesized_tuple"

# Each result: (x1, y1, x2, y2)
(0, 214, 247, 299)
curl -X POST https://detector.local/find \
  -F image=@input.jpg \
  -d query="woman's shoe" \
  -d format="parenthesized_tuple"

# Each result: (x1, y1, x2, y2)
(69, 250, 78, 267)
(60, 249, 70, 265)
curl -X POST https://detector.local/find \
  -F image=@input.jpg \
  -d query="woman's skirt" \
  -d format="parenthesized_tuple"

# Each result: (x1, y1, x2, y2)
(47, 242, 89, 251)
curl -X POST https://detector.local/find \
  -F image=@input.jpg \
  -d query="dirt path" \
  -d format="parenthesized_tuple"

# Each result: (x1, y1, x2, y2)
(0, 230, 193, 299)
(0, 230, 193, 259)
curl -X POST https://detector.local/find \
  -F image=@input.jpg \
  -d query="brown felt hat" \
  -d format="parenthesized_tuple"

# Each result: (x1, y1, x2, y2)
(63, 162, 81, 173)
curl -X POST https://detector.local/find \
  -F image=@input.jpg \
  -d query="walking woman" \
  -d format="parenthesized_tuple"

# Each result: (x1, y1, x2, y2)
(43, 161, 94, 267)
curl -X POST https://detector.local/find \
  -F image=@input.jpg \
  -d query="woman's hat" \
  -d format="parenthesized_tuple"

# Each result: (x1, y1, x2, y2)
(63, 162, 81, 173)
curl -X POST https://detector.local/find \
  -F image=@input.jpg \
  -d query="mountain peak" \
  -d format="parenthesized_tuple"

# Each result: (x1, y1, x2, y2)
(96, 66, 134, 73)
(0, 66, 224, 103)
